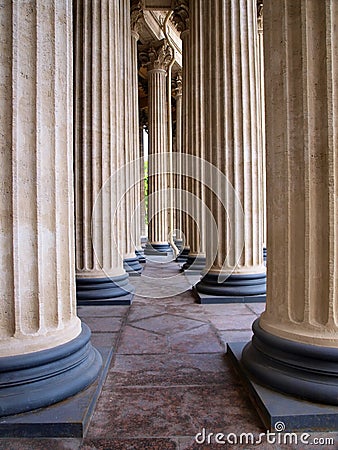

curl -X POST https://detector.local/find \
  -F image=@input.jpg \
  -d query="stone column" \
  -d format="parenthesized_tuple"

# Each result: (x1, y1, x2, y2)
(139, 117, 147, 240)
(194, 0, 266, 303)
(242, 0, 338, 405)
(177, 0, 206, 274)
(131, 0, 146, 264)
(120, 0, 143, 275)
(0, 0, 101, 417)
(257, 0, 267, 265)
(142, 41, 174, 255)
(172, 72, 186, 259)
(74, 0, 134, 304)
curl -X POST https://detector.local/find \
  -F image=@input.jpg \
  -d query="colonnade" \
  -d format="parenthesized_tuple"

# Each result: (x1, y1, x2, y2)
(0, 0, 337, 420)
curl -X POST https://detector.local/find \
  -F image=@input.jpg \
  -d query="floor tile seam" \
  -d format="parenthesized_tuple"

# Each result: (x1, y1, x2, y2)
(114, 351, 227, 356)
(129, 321, 207, 336)
(81, 437, 181, 447)
(81, 314, 127, 318)
(102, 382, 227, 390)
(166, 322, 211, 336)
(128, 312, 180, 324)
(245, 303, 263, 315)
(216, 328, 253, 332)
(167, 313, 210, 323)
(102, 304, 133, 374)
(204, 321, 228, 353)
(203, 312, 257, 317)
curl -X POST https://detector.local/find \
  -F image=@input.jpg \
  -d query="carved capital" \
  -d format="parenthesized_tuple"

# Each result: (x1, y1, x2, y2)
(131, 0, 144, 34)
(172, 71, 182, 98)
(257, 0, 263, 32)
(140, 40, 173, 72)
(172, 0, 189, 34)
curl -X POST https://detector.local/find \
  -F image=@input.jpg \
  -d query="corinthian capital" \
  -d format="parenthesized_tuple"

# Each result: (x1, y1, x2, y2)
(172, 71, 182, 97)
(131, 0, 144, 34)
(257, 0, 263, 32)
(140, 40, 173, 71)
(172, 0, 189, 33)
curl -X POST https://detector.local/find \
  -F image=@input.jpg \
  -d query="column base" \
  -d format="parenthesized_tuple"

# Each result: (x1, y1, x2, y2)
(135, 249, 146, 263)
(241, 319, 338, 406)
(182, 254, 206, 273)
(176, 246, 190, 263)
(194, 272, 266, 304)
(123, 256, 143, 276)
(76, 274, 134, 305)
(227, 341, 338, 432)
(0, 324, 102, 418)
(144, 242, 173, 256)
(174, 238, 184, 250)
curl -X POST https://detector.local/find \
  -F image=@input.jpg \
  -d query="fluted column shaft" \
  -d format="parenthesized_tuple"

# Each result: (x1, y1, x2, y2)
(0, 0, 101, 416)
(145, 42, 173, 252)
(131, 30, 142, 253)
(131, 0, 144, 262)
(181, 0, 207, 273)
(173, 76, 183, 241)
(120, 0, 143, 274)
(260, 0, 338, 346)
(0, 0, 80, 357)
(195, 0, 265, 301)
(74, 0, 134, 302)
(241, 0, 338, 406)
(257, 0, 266, 252)
(148, 69, 169, 244)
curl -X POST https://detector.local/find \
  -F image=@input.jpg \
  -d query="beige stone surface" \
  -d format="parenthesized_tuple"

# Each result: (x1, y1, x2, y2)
(260, 0, 338, 347)
(0, 0, 80, 356)
(172, 72, 183, 240)
(146, 41, 173, 244)
(74, 0, 125, 279)
(196, 0, 265, 275)
(257, 0, 266, 248)
(186, 0, 206, 258)
(131, 26, 143, 252)
(120, 0, 138, 260)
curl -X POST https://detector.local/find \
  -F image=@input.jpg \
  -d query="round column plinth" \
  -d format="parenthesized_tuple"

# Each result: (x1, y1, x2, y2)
(76, 274, 135, 305)
(242, 319, 338, 405)
(123, 256, 143, 275)
(0, 324, 102, 417)
(174, 239, 184, 251)
(195, 272, 266, 297)
(135, 249, 146, 263)
(176, 246, 190, 263)
(144, 242, 173, 255)
(182, 254, 206, 272)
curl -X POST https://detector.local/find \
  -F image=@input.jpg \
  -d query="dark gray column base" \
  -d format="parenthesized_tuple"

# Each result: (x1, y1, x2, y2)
(76, 274, 134, 305)
(227, 342, 338, 431)
(135, 249, 146, 263)
(195, 271, 266, 297)
(241, 319, 338, 406)
(0, 337, 112, 437)
(123, 256, 143, 276)
(174, 238, 184, 250)
(0, 324, 102, 419)
(181, 254, 206, 272)
(193, 286, 266, 304)
(144, 242, 173, 256)
(175, 246, 190, 263)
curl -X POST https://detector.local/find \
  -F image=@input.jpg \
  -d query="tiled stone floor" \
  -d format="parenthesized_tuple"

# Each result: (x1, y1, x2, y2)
(1, 261, 337, 449)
